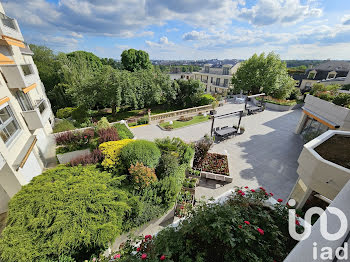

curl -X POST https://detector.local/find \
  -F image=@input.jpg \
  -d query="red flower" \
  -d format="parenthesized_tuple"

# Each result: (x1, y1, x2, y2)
(277, 198, 283, 203)
(244, 221, 250, 225)
(114, 254, 121, 259)
(239, 225, 242, 229)
(265, 193, 268, 196)
(240, 192, 245, 196)
(260, 187, 266, 191)
(141, 253, 147, 260)
(295, 220, 300, 226)
(244, 186, 249, 189)
(137, 247, 141, 252)
(237, 190, 242, 194)
(145, 234, 152, 241)
(160, 255, 166, 260)
(270, 193, 274, 196)
(296, 214, 300, 217)
(84, 135, 88, 139)
(257, 228, 264, 235)
(251, 189, 255, 192)
(180, 206, 184, 209)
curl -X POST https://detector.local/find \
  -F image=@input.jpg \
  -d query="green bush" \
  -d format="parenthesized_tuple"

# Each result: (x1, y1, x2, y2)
(342, 84, 350, 91)
(129, 162, 157, 190)
(56, 107, 76, 119)
(114, 123, 134, 139)
(155, 137, 194, 165)
(71, 106, 89, 124)
(156, 152, 179, 179)
(317, 92, 334, 102)
(332, 93, 350, 107)
(53, 119, 75, 133)
(199, 94, 216, 106)
(117, 188, 299, 262)
(120, 140, 161, 168)
(0, 165, 130, 262)
(137, 116, 149, 125)
(288, 87, 301, 100)
(96, 117, 110, 131)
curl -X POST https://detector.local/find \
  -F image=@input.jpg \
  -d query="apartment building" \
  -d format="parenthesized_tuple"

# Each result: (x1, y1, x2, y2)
(193, 63, 240, 94)
(0, 2, 54, 214)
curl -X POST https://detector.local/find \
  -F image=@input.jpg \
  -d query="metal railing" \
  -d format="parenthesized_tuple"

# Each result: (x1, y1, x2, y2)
(36, 99, 47, 115)
(0, 13, 17, 31)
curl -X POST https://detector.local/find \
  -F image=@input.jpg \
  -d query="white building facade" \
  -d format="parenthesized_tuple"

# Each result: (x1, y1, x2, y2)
(193, 63, 240, 94)
(0, 2, 54, 214)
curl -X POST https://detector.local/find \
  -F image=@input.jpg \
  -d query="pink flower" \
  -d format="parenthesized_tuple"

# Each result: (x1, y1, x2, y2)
(114, 254, 121, 259)
(141, 253, 147, 260)
(160, 255, 166, 260)
(257, 228, 264, 235)
(270, 193, 274, 196)
(244, 221, 250, 225)
(84, 135, 88, 139)
(277, 198, 283, 203)
(251, 189, 255, 192)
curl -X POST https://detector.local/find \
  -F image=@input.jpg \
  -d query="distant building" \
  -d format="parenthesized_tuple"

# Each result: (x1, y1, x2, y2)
(0, 2, 54, 214)
(193, 63, 240, 93)
(298, 60, 350, 92)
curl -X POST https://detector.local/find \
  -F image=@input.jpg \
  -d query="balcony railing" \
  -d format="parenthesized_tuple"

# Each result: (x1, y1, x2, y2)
(36, 99, 47, 115)
(0, 13, 17, 31)
(21, 100, 50, 130)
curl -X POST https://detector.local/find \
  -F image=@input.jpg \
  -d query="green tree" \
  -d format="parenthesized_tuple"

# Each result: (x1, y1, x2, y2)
(172, 79, 205, 108)
(232, 52, 295, 99)
(100, 57, 122, 69)
(121, 49, 152, 72)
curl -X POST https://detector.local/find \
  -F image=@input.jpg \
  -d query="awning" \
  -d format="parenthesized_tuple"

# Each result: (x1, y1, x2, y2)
(0, 35, 25, 48)
(0, 96, 10, 106)
(23, 83, 37, 93)
(13, 135, 37, 171)
(0, 53, 14, 65)
(302, 107, 340, 129)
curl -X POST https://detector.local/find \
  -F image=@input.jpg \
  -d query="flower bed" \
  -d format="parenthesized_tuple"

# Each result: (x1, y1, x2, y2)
(175, 189, 195, 218)
(256, 96, 297, 106)
(194, 153, 229, 176)
(159, 115, 210, 130)
(177, 116, 193, 122)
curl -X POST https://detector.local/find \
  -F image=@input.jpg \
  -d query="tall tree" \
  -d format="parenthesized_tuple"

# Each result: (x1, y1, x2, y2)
(121, 49, 152, 72)
(232, 52, 295, 99)
(173, 79, 204, 108)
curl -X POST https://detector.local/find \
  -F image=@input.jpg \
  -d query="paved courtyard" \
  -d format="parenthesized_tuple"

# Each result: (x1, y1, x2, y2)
(132, 101, 304, 201)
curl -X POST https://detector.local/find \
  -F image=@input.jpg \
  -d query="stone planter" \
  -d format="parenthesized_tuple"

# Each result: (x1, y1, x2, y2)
(201, 170, 233, 183)
(251, 97, 301, 111)
(56, 148, 90, 164)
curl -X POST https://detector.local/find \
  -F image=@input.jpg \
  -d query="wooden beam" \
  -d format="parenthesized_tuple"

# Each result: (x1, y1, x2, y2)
(303, 109, 339, 130)
(0, 96, 10, 106)
(0, 35, 25, 48)
(23, 83, 37, 93)
(0, 53, 15, 65)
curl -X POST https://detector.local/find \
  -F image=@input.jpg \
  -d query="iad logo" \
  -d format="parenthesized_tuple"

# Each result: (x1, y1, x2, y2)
(288, 199, 349, 260)
(288, 199, 348, 241)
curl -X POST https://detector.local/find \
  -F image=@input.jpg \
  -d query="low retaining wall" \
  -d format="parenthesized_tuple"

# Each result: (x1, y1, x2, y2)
(149, 105, 212, 124)
(56, 148, 90, 164)
(252, 98, 302, 111)
(201, 171, 233, 183)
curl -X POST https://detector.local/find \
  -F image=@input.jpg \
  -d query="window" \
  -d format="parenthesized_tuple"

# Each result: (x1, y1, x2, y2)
(327, 73, 336, 79)
(211, 77, 213, 83)
(21, 64, 33, 76)
(216, 78, 220, 86)
(15, 91, 33, 111)
(300, 117, 329, 143)
(37, 100, 47, 114)
(0, 105, 20, 145)
(205, 66, 209, 73)
(224, 79, 228, 87)
(223, 67, 229, 75)
(307, 71, 316, 79)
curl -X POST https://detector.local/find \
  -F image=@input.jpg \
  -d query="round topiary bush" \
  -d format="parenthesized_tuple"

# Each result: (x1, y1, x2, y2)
(120, 140, 161, 168)
(0, 165, 130, 262)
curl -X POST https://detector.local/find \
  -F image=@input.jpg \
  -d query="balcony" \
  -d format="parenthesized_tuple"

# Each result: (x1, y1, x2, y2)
(0, 64, 38, 90)
(0, 152, 5, 170)
(21, 100, 50, 130)
(296, 130, 350, 200)
(0, 13, 23, 42)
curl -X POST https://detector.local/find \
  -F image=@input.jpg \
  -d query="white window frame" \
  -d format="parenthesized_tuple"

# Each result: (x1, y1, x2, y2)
(0, 103, 21, 147)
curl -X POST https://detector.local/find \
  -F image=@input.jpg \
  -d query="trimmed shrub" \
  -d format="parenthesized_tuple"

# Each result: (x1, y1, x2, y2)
(68, 149, 104, 166)
(137, 116, 149, 125)
(120, 140, 161, 168)
(56, 107, 76, 119)
(155, 137, 194, 165)
(98, 127, 119, 144)
(71, 106, 89, 124)
(156, 152, 179, 179)
(0, 165, 130, 262)
(129, 162, 157, 190)
(199, 94, 216, 105)
(96, 117, 110, 131)
(332, 93, 350, 107)
(53, 119, 75, 133)
(99, 139, 134, 169)
(114, 123, 134, 139)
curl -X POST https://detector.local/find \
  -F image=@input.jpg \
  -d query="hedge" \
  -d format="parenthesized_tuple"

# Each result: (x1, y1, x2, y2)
(99, 139, 134, 169)
(53, 119, 75, 133)
(114, 123, 134, 139)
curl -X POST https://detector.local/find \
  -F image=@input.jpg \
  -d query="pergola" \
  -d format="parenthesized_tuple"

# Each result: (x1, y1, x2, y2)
(244, 93, 266, 115)
(210, 110, 244, 138)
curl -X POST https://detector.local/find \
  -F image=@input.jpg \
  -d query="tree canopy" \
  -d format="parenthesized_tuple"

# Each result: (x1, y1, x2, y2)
(232, 52, 295, 99)
(121, 49, 152, 72)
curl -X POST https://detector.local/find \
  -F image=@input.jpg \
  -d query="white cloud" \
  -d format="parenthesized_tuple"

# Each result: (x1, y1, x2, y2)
(182, 31, 209, 41)
(145, 36, 174, 48)
(342, 15, 350, 25)
(70, 32, 83, 38)
(237, 0, 322, 26)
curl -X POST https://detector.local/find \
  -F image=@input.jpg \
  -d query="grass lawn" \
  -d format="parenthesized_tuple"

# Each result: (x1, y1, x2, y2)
(160, 115, 210, 129)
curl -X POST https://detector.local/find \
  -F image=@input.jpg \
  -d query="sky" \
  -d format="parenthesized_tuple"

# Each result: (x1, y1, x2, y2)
(2, 0, 350, 60)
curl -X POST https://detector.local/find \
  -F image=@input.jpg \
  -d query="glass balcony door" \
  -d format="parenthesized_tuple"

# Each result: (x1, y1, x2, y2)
(15, 91, 33, 111)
